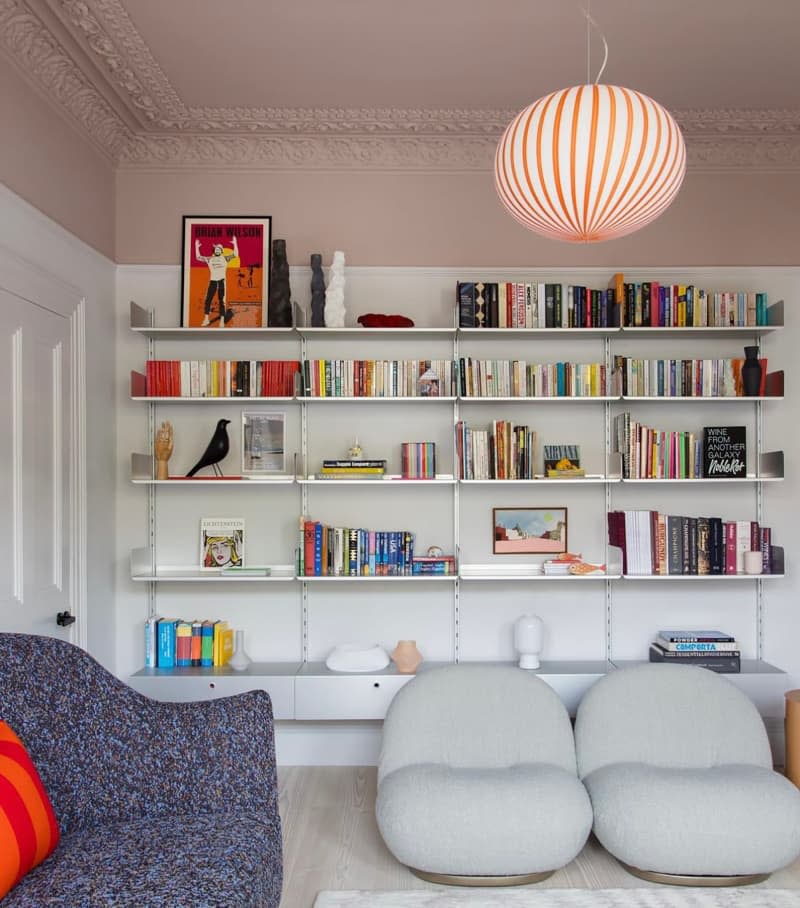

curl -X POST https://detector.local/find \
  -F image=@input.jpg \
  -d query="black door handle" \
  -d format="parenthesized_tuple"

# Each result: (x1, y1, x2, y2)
(56, 611, 76, 627)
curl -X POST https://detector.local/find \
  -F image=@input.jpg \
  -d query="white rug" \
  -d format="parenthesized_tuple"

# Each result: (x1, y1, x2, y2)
(313, 889, 800, 908)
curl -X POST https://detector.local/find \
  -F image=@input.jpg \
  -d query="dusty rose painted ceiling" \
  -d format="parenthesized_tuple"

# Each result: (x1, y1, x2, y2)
(2, 0, 800, 169)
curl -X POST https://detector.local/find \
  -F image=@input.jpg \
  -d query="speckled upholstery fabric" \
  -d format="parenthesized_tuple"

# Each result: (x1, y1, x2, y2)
(0, 633, 282, 907)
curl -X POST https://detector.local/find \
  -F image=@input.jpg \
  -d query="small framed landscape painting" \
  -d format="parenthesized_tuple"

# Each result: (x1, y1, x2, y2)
(200, 517, 245, 570)
(493, 507, 568, 555)
(241, 411, 286, 475)
(181, 216, 271, 328)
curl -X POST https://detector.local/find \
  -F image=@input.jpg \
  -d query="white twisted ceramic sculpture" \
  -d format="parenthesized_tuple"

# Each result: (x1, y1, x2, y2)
(324, 250, 346, 327)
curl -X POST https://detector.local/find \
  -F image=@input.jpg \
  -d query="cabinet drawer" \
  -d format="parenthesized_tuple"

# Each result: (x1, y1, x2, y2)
(295, 673, 414, 720)
(129, 672, 295, 720)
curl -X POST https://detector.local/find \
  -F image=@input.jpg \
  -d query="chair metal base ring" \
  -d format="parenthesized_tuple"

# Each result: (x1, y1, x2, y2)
(409, 868, 555, 887)
(621, 862, 770, 888)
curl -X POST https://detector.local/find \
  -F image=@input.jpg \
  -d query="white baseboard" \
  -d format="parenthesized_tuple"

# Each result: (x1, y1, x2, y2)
(275, 717, 787, 768)
(275, 722, 383, 766)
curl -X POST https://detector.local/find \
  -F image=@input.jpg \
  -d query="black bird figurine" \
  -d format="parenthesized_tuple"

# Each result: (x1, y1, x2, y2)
(186, 418, 231, 477)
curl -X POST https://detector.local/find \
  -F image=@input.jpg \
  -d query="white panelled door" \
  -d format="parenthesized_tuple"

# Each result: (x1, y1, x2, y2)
(0, 288, 74, 637)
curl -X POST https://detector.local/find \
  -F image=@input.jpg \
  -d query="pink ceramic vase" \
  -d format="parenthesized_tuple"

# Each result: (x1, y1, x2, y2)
(391, 640, 423, 674)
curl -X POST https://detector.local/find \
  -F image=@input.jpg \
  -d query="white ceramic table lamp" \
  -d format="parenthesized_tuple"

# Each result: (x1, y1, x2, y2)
(514, 614, 544, 670)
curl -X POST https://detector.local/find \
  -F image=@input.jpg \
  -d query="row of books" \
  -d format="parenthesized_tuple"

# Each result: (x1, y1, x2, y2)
(611, 356, 771, 398)
(649, 629, 741, 673)
(400, 443, 436, 479)
(457, 281, 619, 329)
(456, 277, 772, 330)
(145, 617, 234, 668)
(144, 360, 299, 397)
(609, 274, 770, 329)
(608, 510, 779, 576)
(455, 420, 538, 480)
(300, 358, 609, 399)
(613, 414, 742, 480)
(457, 358, 608, 398)
(300, 520, 416, 576)
(317, 459, 387, 480)
(301, 359, 453, 398)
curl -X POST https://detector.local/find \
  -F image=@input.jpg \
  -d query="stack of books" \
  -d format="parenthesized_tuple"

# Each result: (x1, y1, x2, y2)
(649, 630, 741, 673)
(316, 459, 387, 480)
(411, 555, 456, 575)
(145, 617, 234, 669)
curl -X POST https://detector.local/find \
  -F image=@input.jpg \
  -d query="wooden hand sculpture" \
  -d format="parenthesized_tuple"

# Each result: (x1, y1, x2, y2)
(154, 420, 174, 480)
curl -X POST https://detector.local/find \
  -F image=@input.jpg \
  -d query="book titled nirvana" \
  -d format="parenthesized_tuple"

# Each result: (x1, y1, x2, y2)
(703, 427, 746, 478)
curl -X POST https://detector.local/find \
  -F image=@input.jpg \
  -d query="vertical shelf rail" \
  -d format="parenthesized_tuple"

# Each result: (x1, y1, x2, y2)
(300, 331, 309, 664)
(145, 309, 157, 618)
(453, 326, 460, 663)
(603, 333, 613, 663)
(756, 329, 765, 662)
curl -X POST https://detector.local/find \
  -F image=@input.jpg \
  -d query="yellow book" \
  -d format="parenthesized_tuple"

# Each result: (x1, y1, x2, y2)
(213, 620, 229, 666)
(219, 628, 234, 666)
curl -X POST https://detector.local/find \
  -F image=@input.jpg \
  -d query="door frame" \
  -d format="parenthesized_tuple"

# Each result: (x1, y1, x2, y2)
(0, 245, 87, 647)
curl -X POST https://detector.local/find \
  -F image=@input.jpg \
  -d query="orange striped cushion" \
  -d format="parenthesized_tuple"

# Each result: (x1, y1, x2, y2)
(0, 721, 60, 898)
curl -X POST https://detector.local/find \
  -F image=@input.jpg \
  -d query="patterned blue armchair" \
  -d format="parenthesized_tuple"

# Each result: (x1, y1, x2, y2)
(0, 633, 282, 907)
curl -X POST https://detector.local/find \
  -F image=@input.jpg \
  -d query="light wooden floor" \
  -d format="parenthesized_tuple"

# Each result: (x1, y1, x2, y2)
(278, 767, 800, 908)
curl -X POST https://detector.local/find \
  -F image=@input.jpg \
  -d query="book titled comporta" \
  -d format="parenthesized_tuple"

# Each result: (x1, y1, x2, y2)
(649, 644, 740, 673)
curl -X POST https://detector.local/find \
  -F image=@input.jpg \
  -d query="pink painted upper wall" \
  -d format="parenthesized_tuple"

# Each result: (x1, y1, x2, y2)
(115, 168, 800, 267)
(0, 55, 115, 260)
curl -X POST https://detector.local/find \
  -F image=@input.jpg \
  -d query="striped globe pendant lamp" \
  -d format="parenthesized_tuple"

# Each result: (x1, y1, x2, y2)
(494, 84, 686, 243)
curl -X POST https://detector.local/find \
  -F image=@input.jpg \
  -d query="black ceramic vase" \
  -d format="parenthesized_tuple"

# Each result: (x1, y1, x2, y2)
(742, 345, 762, 396)
(268, 239, 293, 327)
(310, 253, 326, 327)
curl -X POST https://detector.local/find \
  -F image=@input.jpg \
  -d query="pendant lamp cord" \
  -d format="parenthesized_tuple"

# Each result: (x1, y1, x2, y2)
(581, 2, 609, 85)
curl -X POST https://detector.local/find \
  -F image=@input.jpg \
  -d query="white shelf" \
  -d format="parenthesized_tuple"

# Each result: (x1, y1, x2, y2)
(297, 327, 455, 339)
(621, 573, 784, 581)
(611, 659, 785, 676)
(621, 395, 783, 402)
(130, 549, 295, 582)
(460, 476, 619, 485)
(621, 477, 783, 484)
(131, 396, 296, 403)
(300, 574, 457, 582)
(620, 326, 781, 338)
(131, 326, 295, 340)
(130, 454, 296, 483)
(459, 570, 619, 581)
(459, 395, 618, 403)
(132, 568, 296, 582)
(300, 395, 457, 403)
(129, 301, 296, 339)
(299, 475, 456, 485)
(458, 327, 617, 337)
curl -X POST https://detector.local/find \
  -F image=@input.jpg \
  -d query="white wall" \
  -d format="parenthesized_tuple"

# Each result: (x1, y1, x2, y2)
(116, 264, 799, 763)
(0, 184, 116, 660)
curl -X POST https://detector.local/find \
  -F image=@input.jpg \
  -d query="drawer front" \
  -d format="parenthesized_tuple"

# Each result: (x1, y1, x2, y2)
(538, 674, 605, 716)
(130, 674, 295, 720)
(295, 674, 413, 720)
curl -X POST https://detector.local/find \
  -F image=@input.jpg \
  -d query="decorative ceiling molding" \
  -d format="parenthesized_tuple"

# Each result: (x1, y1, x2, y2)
(3, 0, 800, 171)
(0, 0, 132, 159)
(117, 132, 800, 173)
(56, 0, 187, 125)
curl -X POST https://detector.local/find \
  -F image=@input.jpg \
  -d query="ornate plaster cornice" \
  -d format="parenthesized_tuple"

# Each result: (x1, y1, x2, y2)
(56, 0, 186, 125)
(118, 129, 800, 173)
(0, 0, 131, 159)
(3, 0, 800, 171)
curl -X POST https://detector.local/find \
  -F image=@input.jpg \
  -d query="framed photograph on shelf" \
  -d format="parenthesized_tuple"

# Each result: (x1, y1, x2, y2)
(200, 517, 245, 570)
(493, 507, 568, 555)
(181, 216, 271, 328)
(241, 411, 286, 475)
